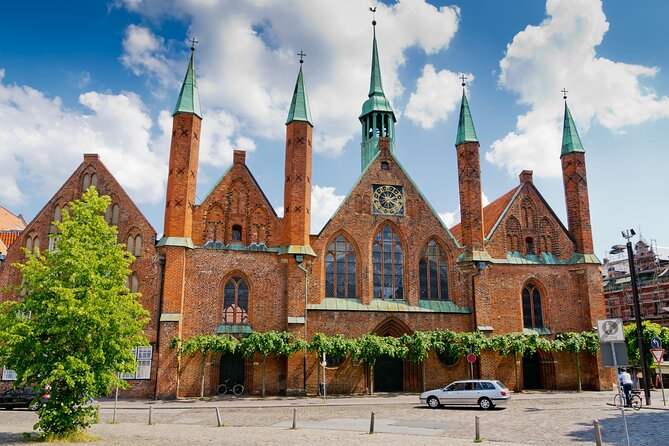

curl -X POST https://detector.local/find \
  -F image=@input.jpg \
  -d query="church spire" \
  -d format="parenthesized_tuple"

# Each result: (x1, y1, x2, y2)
(285, 55, 313, 126)
(561, 100, 585, 156)
(173, 45, 202, 118)
(455, 87, 479, 145)
(359, 17, 396, 171)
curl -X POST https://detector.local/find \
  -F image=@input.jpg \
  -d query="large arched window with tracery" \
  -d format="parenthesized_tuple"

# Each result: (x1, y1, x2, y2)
(419, 240, 449, 301)
(522, 283, 544, 329)
(325, 235, 356, 298)
(372, 226, 403, 300)
(223, 276, 249, 324)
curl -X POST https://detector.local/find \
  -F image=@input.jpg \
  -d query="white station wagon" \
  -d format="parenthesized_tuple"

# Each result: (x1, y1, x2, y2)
(420, 379, 511, 410)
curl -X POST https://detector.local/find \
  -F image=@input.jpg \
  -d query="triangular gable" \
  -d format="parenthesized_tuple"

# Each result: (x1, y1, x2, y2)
(450, 186, 519, 244)
(317, 150, 460, 248)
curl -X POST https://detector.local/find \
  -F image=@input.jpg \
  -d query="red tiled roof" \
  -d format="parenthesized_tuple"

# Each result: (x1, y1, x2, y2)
(0, 230, 22, 249)
(0, 205, 26, 231)
(450, 186, 521, 243)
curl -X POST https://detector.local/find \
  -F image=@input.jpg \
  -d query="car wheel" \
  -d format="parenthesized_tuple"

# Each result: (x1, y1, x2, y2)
(427, 396, 440, 409)
(478, 397, 493, 410)
(30, 402, 40, 411)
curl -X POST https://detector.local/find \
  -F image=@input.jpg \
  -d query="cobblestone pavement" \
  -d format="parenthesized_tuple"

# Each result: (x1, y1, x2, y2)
(1, 391, 668, 445)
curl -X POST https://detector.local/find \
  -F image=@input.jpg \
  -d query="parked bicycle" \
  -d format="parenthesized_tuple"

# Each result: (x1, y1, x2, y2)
(613, 389, 642, 410)
(217, 379, 244, 396)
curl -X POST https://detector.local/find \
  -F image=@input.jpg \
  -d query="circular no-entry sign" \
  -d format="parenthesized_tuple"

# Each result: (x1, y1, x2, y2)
(467, 353, 477, 363)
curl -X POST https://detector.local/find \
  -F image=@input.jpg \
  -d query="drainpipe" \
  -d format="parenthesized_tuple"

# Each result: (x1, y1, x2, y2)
(471, 261, 486, 379)
(153, 254, 166, 400)
(295, 255, 309, 394)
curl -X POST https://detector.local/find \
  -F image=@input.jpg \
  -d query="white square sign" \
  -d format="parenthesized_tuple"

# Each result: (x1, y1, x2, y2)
(597, 318, 625, 343)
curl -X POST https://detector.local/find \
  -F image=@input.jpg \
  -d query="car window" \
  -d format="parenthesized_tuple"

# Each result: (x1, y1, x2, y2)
(453, 383, 465, 391)
(481, 382, 495, 390)
(495, 380, 509, 390)
(474, 382, 483, 390)
(445, 383, 455, 391)
(464, 382, 474, 391)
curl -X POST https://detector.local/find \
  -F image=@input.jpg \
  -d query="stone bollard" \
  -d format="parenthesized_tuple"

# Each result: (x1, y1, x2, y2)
(292, 407, 297, 429)
(215, 407, 223, 427)
(593, 419, 602, 446)
(475, 415, 481, 441)
(148, 405, 154, 425)
(369, 411, 375, 434)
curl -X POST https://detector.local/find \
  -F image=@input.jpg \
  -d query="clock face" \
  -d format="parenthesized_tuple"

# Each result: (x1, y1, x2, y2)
(372, 184, 404, 215)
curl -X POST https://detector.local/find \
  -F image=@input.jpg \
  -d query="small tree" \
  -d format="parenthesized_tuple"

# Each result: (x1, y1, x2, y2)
(173, 335, 239, 397)
(0, 188, 149, 437)
(400, 331, 433, 391)
(352, 334, 406, 394)
(492, 333, 546, 392)
(554, 331, 599, 392)
(240, 331, 299, 396)
(624, 321, 669, 373)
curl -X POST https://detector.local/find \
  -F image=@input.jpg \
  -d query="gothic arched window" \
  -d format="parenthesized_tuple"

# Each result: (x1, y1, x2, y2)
(324, 235, 356, 298)
(522, 283, 544, 329)
(419, 240, 449, 301)
(223, 276, 249, 324)
(372, 226, 403, 300)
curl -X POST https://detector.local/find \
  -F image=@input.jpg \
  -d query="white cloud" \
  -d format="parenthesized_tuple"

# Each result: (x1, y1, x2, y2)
(311, 185, 345, 233)
(120, 25, 179, 91)
(405, 65, 470, 129)
(199, 109, 256, 167)
(117, 0, 460, 156)
(0, 69, 168, 206)
(487, 0, 669, 177)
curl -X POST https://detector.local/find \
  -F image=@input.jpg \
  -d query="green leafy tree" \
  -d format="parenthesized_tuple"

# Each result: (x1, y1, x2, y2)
(457, 331, 491, 357)
(172, 335, 239, 397)
(309, 333, 353, 361)
(431, 329, 462, 360)
(351, 334, 406, 394)
(400, 331, 433, 391)
(240, 331, 300, 396)
(492, 333, 550, 392)
(0, 188, 149, 437)
(624, 321, 669, 372)
(554, 331, 600, 392)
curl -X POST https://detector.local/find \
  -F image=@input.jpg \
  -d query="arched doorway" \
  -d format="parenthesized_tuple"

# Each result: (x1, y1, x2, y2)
(374, 355, 403, 392)
(219, 352, 244, 389)
(522, 353, 541, 389)
(522, 350, 557, 390)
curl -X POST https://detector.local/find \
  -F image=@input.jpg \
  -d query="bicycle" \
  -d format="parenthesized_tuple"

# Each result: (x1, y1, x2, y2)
(217, 379, 244, 396)
(613, 389, 642, 410)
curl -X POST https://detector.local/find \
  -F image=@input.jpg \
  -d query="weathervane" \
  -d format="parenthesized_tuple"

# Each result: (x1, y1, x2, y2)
(369, 6, 377, 26)
(562, 88, 568, 100)
(297, 51, 306, 64)
(190, 37, 199, 51)
(460, 74, 467, 87)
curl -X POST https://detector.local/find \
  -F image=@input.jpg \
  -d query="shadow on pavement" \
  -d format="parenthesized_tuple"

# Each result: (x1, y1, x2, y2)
(567, 409, 669, 445)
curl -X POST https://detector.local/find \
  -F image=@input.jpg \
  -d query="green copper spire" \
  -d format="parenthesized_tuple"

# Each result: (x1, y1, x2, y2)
(285, 62, 313, 126)
(368, 24, 384, 97)
(561, 101, 585, 156)
(455, 89, 478, 145)
(359, 23, 395, 118)
(173, 48, 202, 118)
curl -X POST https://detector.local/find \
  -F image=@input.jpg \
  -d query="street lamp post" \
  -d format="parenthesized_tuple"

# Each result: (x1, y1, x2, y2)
(611, 229, 652, 406)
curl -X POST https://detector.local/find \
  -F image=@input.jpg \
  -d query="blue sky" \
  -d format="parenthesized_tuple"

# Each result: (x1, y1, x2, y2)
(1, 0, 668, 259)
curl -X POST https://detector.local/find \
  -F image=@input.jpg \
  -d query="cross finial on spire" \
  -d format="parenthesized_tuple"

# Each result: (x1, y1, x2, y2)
(190, 37, 199, 51)
(460, 74, 467, 87)
(297, 51, 306, 64)
(562, 88, 568, 100)
(369, 6, 377, 26)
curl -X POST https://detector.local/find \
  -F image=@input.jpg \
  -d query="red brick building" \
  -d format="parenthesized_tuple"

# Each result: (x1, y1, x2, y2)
(1, 23, 608, 396)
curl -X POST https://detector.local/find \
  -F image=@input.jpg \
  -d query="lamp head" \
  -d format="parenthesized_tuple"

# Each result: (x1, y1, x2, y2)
(630, 229, 636, 236)
(295, 255, 304, 264)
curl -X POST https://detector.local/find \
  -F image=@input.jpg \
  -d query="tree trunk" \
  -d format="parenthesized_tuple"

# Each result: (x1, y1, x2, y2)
(514, 352, 520, 393)
(576, 352, 582, 393)
(422, 360, 426, 392)
(261, 356, 266, 397)
(199, 353, 207, 398)
(369, 364, 374, 395)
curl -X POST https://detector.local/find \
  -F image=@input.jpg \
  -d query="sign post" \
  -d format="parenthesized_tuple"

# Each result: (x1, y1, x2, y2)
(467, 353, 477, 380)
(651, 345, 666, 407)
(597, 318, 630, 446)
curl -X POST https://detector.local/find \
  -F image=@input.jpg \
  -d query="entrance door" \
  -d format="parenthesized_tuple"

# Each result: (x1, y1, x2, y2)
(219, 352, 244, 387)
(374, 354, 403, 392)
(522, 353, 541, 389)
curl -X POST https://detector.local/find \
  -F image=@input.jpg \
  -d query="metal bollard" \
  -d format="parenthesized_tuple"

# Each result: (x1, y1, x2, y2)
(292, 407, 297, 429)
(369, 411, 375, 434)
(215, 407, 223, 427)
(593, 419, 602, 446)
(148, 405, 154, 425)
(475, 415, 480, 441)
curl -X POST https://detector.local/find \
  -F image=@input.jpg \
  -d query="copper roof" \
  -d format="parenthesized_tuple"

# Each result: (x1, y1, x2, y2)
(449, 186, 520, 243)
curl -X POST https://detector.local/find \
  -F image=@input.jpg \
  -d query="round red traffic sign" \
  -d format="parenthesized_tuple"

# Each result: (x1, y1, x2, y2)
(467, 353, 477, 363)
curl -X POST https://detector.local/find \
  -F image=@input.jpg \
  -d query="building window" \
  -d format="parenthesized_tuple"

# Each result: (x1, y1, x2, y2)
(419, 240, 449, 301)
(231, 225, 242, 243)
(129, 272, 139, 293)
(325, 235, 356, 298)
(436, 350, 459, 367)
(525, 237, 535, 255)
(522, 283, 544, 329)
(127, 233, 142, 257)
(381, 161, 389, 170)
(120, 346, 152, 380)
(2, 368, 17, 381)
(223, 276, 249, 324)
(372, 226, 403, 300)
(111, 204, 120, 226)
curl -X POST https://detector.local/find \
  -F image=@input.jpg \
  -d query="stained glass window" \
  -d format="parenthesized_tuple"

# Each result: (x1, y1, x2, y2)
(325, 235, 356, 298)
(373, 226, 403, 300)
(522, 284, 544, 329)
(223, 276, 249, 324)
(419, 240, 449, 300)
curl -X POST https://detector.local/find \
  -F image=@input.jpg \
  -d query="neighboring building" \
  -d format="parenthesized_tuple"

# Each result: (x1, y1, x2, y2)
(603, 239, 669, 325)
(0, 205, 26, 267)
(0, 21, 608, 397)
